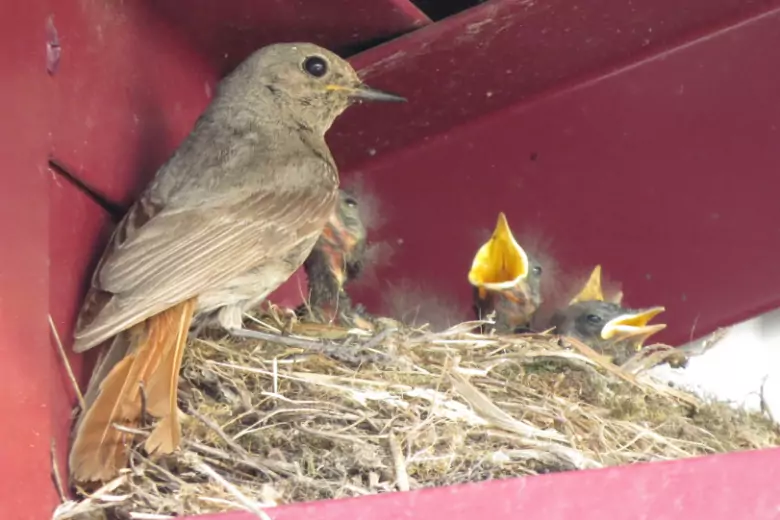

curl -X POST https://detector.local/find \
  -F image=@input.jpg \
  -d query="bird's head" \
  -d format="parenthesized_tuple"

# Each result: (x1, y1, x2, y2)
(222, 42, 405, 134)
(551, 300, 666, 361)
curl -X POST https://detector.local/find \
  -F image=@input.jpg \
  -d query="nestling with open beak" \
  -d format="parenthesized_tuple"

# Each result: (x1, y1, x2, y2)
(297, 188, 369, 325)
(68, 42, 404, 484)
(468, 212, 543, 333)
(548, 265, 666, 364)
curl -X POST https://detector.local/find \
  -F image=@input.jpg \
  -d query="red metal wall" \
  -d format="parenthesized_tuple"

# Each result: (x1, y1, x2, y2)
(3, 0, 780, 518)
(337, 1, 780, 346)
(0, 1, 56, 517)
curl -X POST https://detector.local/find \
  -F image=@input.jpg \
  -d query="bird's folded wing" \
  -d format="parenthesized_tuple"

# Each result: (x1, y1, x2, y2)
(74, 162, 336, 352)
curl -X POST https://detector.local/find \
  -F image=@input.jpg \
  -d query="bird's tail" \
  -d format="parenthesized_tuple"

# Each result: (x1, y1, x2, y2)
(69, 298, 196, 483)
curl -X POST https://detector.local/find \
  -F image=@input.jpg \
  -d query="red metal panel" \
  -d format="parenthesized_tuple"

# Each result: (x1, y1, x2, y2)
(48, 176, 115, 504)
(336, 0, 780, 169)
(138, 0, 431, 74)
(191, 448, 780, 520)
(0, 4, 56, 520)
(49, 0, 429, 206)
(333, 2, 780, 347)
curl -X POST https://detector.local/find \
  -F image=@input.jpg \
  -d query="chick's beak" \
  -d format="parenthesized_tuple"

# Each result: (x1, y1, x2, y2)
(571, 265, 605, 304)
(600, 306, 666, 348)
(327, 83, 406, 103)
(468, 212, 530, 292)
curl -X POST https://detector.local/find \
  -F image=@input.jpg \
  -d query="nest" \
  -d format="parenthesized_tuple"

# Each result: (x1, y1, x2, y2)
(56, 313, 780, 520)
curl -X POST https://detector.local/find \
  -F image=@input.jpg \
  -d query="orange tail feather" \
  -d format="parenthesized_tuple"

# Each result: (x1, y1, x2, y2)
(144, 298, 194, 455)
(69, 298, 196, 483)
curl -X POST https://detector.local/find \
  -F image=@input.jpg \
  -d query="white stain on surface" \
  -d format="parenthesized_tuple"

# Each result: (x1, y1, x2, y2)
(647, 307, 780, 422)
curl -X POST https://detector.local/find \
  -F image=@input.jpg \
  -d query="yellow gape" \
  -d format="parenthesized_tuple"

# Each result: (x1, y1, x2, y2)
(570, 265, 605, 304)
(468, 212, 529, 298)
(570, 264, 624, 305)
(601, 306, 667, 349)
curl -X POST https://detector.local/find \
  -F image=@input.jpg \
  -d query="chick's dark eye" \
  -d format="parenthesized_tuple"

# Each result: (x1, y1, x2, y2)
(532, 266, 542, 276)
(344, 197, 358, 207)
(586, 314, 602, 324)
(303, 56, 328, 78)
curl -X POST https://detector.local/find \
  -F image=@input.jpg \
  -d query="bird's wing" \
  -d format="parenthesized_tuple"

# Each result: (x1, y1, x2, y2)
(73, 159, 337, 352)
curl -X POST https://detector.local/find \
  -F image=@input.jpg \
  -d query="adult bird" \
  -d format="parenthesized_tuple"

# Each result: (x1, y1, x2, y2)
(69, 42, 405, 483)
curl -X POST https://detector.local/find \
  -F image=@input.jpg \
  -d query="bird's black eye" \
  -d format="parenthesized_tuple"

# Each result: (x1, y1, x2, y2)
(532, 265, 542, 276)
(303, 56, 328, 78)
(586, 314, 602, 324)
(344, 196, 358, 207)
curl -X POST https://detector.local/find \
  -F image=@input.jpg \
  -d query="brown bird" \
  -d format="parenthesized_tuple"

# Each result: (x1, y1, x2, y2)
(297, 188, 368, 325)
(548, 266, 665, 364)
(69, 42, 405, 483)
(468, 212, 543, 333)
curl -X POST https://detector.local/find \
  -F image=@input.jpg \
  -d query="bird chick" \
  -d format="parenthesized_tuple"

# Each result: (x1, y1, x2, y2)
(549, 266, 665, 364)
(549, 301, 666, 364)
(298, 188, 368, 325)
(468, 212, 543, 333)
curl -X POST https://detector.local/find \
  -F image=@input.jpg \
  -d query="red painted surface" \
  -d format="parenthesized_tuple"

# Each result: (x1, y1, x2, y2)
(337, 0, 780, 169)
(336, 1, 780, 347)
(0, 3, 56, 520)
(193, 448, 780, 520)
(49, 0, 429, 207)
(49, 176, 115, 507)
(2, 0, 780, 518)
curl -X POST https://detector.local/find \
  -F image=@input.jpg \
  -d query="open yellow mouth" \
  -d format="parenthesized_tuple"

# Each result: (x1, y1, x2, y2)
(601, 306, 666, 346)
(468, 212, 529, 291)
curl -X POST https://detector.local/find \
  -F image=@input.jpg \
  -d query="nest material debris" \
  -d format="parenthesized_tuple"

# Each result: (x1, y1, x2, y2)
(58, 313, 780, 520)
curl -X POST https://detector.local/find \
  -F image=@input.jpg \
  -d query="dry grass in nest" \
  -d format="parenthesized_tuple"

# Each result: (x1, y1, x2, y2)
(56, 314, 780, 519)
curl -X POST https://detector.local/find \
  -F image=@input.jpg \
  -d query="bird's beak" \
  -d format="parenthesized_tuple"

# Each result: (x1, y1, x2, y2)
(326, 83, 407, 103)
(468, 212, 530, 292)
(600, 306, 666, 347)
(571, 265, 605, 304)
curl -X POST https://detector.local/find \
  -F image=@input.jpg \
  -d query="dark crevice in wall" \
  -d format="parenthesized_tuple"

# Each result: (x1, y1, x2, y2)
(49, 158, 125, 222)
(408, 0, 486, 21)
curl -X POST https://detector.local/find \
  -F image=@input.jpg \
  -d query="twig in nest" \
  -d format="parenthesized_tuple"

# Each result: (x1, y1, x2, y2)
(49, 314, 85, 410)
(113, 424, 149, 436)
(50, 438, 67, 503)
(184, 453, 272, 520)
(57, 475, 128, 520)
(362, 326, 397, 350)
(137, 453, 187, 489)
(388, 431, 410, 492)
(229, 328, 389, 365)
(186, 441, 307, 485)
(190, 408, 249, 454)
(189, 408, 287, 479)
(621, 345, 679, 374)
(448, 372, 566, 442)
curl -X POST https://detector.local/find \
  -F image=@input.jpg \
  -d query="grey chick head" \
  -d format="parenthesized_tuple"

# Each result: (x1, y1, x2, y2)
(550, 300, 666, 364)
